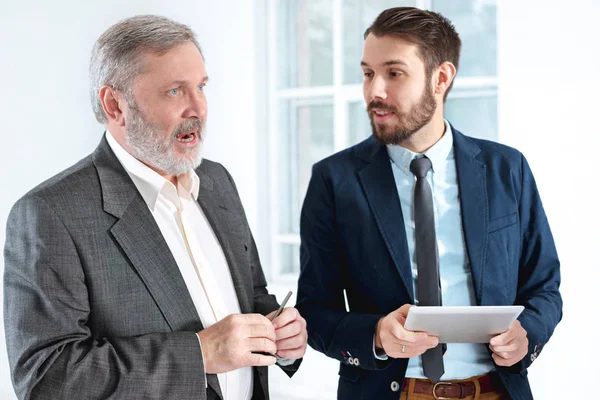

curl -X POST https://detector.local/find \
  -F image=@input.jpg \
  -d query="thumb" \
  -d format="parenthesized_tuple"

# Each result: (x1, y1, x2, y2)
(397, 304, 413, 318)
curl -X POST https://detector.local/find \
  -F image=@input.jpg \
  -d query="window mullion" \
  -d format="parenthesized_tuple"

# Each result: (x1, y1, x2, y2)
(333, 0, 346, 151)
(268, 0, 281, 279)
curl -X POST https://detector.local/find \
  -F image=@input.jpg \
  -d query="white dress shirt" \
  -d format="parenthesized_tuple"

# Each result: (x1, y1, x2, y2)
(106, 131, 253, 400)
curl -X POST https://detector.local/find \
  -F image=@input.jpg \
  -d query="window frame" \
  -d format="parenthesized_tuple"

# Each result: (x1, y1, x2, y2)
(261, 0, 498, 281)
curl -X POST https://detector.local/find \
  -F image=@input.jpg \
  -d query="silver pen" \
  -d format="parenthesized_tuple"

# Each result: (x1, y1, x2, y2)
(271, 290, 293, 321)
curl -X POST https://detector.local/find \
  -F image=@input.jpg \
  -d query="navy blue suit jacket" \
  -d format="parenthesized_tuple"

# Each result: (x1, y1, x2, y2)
(296, 127, 562, 400)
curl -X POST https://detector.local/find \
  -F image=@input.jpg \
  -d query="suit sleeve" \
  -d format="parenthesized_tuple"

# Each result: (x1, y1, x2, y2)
(221, 164, 302, 377)
(501, 154, 563, 373)
(3, 194, 208, 400)
(296, 165, 391, 371)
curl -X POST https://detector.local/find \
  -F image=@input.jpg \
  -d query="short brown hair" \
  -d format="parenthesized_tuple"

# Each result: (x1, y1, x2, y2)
(364, 7, 461, 100)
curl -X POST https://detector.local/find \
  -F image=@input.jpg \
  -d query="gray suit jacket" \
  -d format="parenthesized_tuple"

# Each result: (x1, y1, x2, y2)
(4, 136, 298, 399)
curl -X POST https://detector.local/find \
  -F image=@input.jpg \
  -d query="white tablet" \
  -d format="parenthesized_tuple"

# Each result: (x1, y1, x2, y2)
(404, 306, 524, 343)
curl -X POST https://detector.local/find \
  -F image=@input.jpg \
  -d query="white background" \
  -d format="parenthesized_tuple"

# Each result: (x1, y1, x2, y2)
(1, 1, 598, 399)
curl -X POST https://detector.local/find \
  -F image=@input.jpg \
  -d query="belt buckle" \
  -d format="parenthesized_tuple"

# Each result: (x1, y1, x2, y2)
(432, 381, 453, 400)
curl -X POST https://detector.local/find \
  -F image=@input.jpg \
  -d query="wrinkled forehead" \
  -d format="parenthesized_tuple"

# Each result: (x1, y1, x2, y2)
(133, 42, 207, 85)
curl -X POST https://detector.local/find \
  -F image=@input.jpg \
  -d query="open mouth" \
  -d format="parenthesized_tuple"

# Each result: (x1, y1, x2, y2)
(374, 110, 391, 115)
(175, 131, 197, 143)
(371, 108, 394, 121)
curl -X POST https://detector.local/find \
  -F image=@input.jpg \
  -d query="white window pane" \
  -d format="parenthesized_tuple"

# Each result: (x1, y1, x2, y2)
(343, 0, 417, 84)
(278, 0, 334, 88)
(444, 91, 498, 141)
(348, 101, 371, 146)
(431, 0, 497, 77)
(279, 243, 300, 274)
(278, 99, 334, 234)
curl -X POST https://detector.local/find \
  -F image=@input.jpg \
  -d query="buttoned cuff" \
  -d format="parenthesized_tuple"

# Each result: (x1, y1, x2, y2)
(373, 334, 389, 360)
(276, 356, 296, 366)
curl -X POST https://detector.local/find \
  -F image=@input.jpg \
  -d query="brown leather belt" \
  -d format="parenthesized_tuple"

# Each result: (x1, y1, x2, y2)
(402, 374, 496, 399)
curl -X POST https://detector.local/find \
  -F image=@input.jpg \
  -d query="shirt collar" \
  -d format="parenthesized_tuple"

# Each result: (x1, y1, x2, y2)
(387, 119, 454, 173)
(105, 130, 200, 211)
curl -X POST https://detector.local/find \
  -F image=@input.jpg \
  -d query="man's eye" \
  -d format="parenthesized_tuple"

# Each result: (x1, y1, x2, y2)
(197, 84, 205, 92)
(168, 88, 179, 96)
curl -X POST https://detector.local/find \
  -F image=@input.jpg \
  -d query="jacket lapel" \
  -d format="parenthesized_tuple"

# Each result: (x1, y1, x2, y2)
(453, 130, 488, 305)
(357, 140, 415, 302)
(93, 136, 202, 332)
(195, 167, 253, 315)
(92, 137, 223, 399)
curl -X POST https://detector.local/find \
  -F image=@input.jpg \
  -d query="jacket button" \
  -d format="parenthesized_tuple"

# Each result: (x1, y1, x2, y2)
(391, 381, 400, 392)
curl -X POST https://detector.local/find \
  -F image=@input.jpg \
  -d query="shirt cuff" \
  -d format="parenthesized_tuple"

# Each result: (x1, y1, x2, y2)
(196, 333, 208, 388)
(373, 334, 389, 360)
(276, 356, 296, 366)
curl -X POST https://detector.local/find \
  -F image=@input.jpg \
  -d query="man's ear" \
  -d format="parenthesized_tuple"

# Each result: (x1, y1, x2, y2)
(99, 86, 126, 126)
(433, 61, 457, 99)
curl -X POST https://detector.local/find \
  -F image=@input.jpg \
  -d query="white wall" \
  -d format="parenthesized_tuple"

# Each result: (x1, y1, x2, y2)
(498, 0, 600, 398)
(0, 1, 260, 399)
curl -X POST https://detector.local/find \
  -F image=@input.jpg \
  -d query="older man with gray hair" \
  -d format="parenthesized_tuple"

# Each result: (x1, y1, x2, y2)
(4, 15, 306, 400)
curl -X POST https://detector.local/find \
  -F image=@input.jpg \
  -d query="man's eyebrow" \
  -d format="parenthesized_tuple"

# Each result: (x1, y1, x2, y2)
(166, 76, 209, 86)
(360, 60, 408, 67)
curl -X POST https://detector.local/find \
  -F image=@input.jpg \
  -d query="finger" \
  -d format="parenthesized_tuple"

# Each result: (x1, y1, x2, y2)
(246, 352, 277, 367)
(490, 328, 517, 346)
(247, 337, 277, 355)
(276, 347, 305, 360)
(396, 328, 435, 346)
(385, 336, 438, 356)
(243, 313, 272, 323)
(248, 323, 276, 341)
(387, 343, 432, 358)
(490, 320, 522, 346)
(397, 304, 413, 317)
(492, 352, 522, 367)
(389, 320, 429, 344)
(491, 349, 513, 360)
(389, 334, 439, 349)
(276, 333, 306, 351)
(272, 307, 299, 329)
(511, 319, 523, 330)
(235, 313, 275, 329)
(489, 339, 519, 354)
(421, 335, 440, 348)
(275, 320, 302, 341)
(492, 352, 506, 365)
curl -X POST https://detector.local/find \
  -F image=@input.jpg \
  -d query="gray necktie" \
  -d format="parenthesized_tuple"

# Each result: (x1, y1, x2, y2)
(410, 156, 445, 383)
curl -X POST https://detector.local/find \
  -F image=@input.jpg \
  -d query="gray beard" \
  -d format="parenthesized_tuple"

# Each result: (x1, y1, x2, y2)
(125, 105, 204, 177)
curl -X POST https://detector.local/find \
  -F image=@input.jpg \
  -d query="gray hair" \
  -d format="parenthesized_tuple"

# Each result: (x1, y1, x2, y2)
(89, 15, 203, 124)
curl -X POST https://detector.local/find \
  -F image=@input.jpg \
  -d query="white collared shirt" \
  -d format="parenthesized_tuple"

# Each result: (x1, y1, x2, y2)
(106, 131, 252, 400)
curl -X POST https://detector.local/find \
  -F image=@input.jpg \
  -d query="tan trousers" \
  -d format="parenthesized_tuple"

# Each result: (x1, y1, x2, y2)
(400, 375, 508, 400)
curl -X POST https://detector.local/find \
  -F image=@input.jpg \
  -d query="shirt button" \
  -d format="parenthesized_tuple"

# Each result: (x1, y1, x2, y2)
(391, 381, 400, 392)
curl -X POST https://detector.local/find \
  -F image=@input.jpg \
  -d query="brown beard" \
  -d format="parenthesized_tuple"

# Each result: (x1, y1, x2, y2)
(368, 80, 437, 146)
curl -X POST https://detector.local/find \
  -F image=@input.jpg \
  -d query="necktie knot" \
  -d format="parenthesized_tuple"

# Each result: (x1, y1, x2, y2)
(410, 156, 432, 179)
